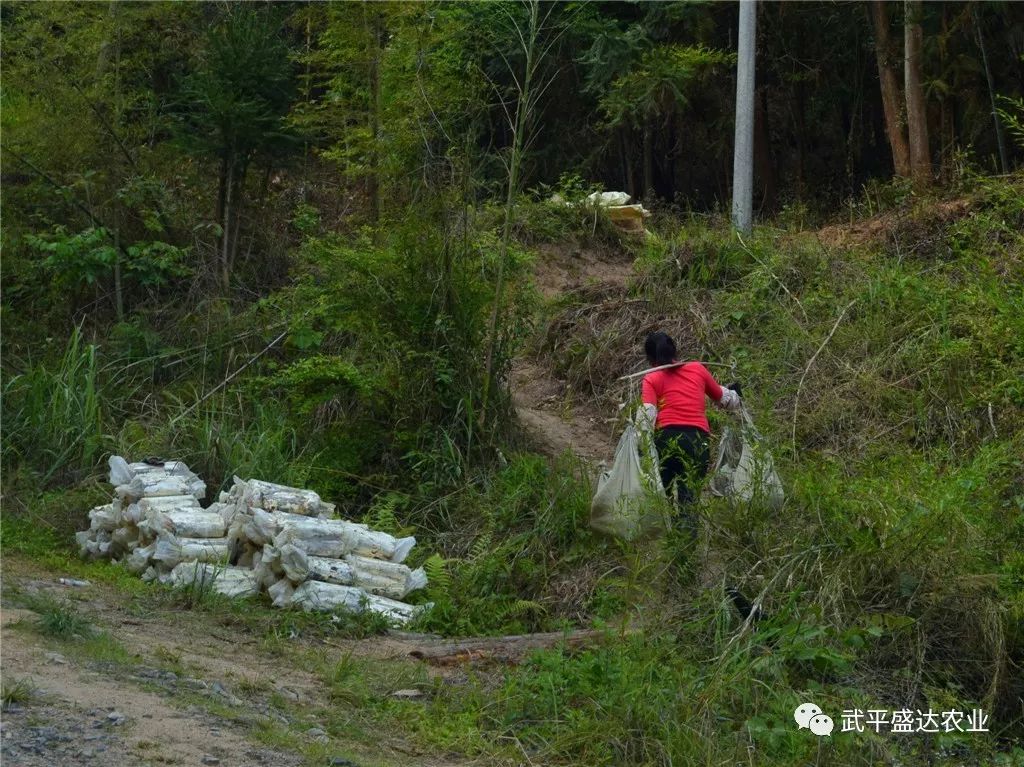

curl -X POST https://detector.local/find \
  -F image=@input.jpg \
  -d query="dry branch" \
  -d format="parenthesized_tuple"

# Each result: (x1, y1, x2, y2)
(399, 629, 612, 665)
(790, 300, 856, 459)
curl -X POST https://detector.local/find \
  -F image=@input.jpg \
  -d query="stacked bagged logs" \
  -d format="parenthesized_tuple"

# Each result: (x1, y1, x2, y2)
(223, 479, 428, 622)
(75, 456, 225, 582)
(76, 457, 429, 624)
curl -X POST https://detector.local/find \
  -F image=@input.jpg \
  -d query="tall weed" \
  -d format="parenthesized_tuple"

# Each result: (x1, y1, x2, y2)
(2, 326, 111, 482)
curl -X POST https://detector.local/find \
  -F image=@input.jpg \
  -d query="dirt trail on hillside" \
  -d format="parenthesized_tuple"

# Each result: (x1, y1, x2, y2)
(511, 243, 636, 465)
(1, 604, 300, 767)
(1, 562, 472, 767)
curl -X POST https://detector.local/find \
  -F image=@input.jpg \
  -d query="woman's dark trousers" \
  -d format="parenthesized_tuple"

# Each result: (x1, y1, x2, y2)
(654, 425, 710, 543)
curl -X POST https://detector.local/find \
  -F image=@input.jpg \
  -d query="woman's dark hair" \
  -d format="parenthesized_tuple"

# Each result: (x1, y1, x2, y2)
(644, 331, 677, 366)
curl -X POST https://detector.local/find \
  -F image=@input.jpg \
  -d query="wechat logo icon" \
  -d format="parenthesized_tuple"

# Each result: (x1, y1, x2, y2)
(795, 703, 834, 737)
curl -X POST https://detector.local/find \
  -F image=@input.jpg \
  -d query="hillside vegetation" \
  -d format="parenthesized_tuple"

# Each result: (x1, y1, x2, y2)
(2, 2, 1023, 765)
(5, 174, 1023, 766)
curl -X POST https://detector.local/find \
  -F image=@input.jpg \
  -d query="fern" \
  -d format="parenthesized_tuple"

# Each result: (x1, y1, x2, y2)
(499, 598, 546, 621)
(363, 492, 407, 535)
(468, 532, 493, 562)
(423, 553, 452, 604)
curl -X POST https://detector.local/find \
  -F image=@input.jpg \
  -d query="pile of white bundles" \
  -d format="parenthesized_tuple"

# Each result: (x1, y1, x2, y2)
(224, 478, 427, 623)
(76, 457, 429, 624)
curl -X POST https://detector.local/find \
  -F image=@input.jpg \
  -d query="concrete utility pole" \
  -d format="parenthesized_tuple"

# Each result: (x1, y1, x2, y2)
(732, 0, 756, 235)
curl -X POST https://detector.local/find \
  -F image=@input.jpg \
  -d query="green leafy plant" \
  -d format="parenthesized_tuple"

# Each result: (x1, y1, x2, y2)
(27, 226, 118, 287)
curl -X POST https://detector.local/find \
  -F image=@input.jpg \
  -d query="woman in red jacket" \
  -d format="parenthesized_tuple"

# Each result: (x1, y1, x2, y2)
(639, 331, 740, 540)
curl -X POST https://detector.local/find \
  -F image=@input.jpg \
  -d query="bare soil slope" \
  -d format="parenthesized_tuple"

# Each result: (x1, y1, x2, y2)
(1, 560, 472, 767)
(511, 243, 637, 465)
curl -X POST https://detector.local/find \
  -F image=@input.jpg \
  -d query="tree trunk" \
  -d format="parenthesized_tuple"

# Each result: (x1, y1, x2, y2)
(795, 75, 806, 200)
(869, 2, 911, 178)
(973, 4, 1009, 174)
(221, 159, 234, 291)
(367, 6, 383, 224)
(110, 0, 123, 320)
(396, 629, 616, 665)
(642, 121, 654, 201)
(228, 172, 244, 279)
(621, 128, 636, 199)
(754, 87, 776, 214)
(904, 0, 931, 188)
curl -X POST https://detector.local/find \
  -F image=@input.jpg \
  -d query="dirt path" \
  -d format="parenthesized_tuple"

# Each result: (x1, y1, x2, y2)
(1, 562, 472, 767)
(510, 360, 617, 463)
(512, 239, 737, 595)
(511, 243, 637, 465)
(2, 604, 299, 767)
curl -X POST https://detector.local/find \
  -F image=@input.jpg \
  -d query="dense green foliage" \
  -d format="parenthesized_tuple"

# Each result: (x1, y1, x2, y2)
(2, 2, 1023, 766)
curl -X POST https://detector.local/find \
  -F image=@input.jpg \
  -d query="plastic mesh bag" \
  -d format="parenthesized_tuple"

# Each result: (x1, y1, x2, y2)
(709, 405, 784, 510)
(590, 423, 669, 541)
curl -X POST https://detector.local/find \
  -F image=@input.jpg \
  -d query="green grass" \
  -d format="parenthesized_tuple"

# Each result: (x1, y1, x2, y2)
(1, 325, 108, 483)
(11, 591, 138, 666)
(23, 594, 96, 639)
(74, 631, 138, 665)
(1, 676, 37, 710)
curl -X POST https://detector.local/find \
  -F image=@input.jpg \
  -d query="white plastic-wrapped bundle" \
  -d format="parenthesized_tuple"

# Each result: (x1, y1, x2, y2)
(289, 581, 425, 624)
(240, 508, 286, 545)
(125, 542, 157, 574)
(108, 456, 206, 500)
(345, 555, 428, 600)
(276, 545, 426, 599)
(153, 534, 230, 568)
(88, 504, 120, 532)
(81, 529, 113, 559)
(271, 515, 416, 562)
(75, 530, 93, 557)
(125, 495, 201, 525)
(108, 456, 134, 487)
(208, 501, 238, 529)
(254, 544, 284, 588)
(267, 577, 295, 608)
(238, 478, 327, 517)
(144, 509, 225, 539)
(110, 526, 140, 554)
(277, 543, 316, 583)
(121, 474, 193, 499)
(170, 562, 260, 599)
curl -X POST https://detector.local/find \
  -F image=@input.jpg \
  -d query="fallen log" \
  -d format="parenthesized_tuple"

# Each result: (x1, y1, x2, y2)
(397, 629, 612, 665)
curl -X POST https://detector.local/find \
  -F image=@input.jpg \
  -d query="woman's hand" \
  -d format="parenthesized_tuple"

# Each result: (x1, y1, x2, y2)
(717, 386, 741, 411)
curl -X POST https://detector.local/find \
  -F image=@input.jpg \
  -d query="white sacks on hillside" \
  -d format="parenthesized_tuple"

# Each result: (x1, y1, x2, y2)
(291, 582, 422, 623)
(76, 459, 429, 625)
(170, 561, 261, 599)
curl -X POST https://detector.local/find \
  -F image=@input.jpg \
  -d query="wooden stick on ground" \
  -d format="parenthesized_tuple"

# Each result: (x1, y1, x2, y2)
(393, 629, 612, 665)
